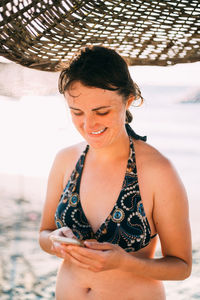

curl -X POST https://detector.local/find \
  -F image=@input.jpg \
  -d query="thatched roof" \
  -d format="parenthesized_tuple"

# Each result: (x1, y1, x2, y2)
(0, 0, 199, 72)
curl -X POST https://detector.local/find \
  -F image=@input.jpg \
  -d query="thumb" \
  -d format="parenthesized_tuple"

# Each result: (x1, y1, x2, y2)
(62, 227, 76, 238)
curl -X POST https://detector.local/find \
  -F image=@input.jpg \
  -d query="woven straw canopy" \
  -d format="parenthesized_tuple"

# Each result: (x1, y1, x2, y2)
(0, 0, 200, 71)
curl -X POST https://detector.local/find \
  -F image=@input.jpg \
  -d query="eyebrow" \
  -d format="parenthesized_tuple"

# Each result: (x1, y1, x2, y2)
(69, 105, 111, 111)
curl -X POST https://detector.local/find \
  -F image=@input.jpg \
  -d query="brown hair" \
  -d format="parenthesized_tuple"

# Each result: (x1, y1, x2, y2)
(58, 45, 143, 123)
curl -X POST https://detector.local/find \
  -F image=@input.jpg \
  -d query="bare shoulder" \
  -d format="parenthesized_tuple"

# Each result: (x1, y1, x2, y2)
(54, 141, 87, 169)
(49, 141, 87, 188)
(133, 139, 172, 171)
(133, 139, 186, 193)
(134, 138, 189, 214)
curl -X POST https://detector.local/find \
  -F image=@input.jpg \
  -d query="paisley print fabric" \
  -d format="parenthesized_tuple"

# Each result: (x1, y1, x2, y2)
(55, 136, 153, 252)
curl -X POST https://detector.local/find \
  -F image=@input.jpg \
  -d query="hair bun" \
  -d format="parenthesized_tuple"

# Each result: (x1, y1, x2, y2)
(126, 110, 133, 123)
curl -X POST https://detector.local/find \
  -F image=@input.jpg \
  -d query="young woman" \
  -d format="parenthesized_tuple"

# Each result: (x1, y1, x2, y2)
(39, 46, 192, 300)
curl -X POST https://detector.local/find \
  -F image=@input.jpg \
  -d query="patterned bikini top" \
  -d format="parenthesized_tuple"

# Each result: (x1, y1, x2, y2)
(55, 135, 153, 252)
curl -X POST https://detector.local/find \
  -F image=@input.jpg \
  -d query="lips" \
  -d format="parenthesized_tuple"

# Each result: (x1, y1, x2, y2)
(89, 127, 107, 135)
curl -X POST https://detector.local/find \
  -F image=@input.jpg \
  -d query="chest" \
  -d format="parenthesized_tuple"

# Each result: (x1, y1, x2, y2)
(56, 145, 156, 250)
(79, 161, 127, 233)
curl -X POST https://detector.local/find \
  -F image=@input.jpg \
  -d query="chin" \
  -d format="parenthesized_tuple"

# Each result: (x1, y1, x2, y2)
(86, 139, 107, 149)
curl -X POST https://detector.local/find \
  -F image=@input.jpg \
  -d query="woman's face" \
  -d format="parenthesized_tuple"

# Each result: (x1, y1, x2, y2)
(64, 81, 132, 148)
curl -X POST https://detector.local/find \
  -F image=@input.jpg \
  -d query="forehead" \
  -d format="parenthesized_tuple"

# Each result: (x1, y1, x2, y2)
(64, 81, 123, 107)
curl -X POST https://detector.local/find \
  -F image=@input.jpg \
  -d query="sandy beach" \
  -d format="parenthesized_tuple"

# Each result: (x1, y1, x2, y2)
(0, 85, 200, 299)
(0, 192, 58, 299)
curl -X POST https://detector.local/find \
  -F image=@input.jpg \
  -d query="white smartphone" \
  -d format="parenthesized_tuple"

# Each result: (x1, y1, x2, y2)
(50, 235, 82, 246)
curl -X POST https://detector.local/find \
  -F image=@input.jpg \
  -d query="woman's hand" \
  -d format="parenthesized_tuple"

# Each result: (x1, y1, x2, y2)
(49, 226, 78, 259)
(64, 240, 129, 272)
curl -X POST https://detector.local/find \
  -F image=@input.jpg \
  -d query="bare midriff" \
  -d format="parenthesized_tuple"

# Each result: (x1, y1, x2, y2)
(55, 242, 165, 300)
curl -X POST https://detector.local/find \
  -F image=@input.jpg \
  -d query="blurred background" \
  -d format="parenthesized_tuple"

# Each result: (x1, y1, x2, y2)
(0, 57, 199, 299)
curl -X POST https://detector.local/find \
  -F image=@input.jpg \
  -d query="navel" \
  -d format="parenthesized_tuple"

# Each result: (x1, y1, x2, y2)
(86, 287, 92, 293)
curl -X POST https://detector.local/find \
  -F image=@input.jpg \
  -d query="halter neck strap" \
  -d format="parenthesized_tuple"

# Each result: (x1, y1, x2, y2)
(125, 123, 147, 142)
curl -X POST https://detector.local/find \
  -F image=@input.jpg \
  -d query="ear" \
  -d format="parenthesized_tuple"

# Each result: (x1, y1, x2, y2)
(125, 96, 135, 110)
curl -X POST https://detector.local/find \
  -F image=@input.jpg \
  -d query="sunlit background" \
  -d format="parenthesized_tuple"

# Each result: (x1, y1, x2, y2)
(0, 58, 199, 299)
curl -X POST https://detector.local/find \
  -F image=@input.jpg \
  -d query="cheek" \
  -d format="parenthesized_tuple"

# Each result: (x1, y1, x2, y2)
(111, 109, 126, 125)
(99, 110, 125, 128)
(71, 115, 83, 129)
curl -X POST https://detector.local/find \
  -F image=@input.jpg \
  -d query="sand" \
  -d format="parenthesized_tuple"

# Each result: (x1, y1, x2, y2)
(0, 193, 59, 299)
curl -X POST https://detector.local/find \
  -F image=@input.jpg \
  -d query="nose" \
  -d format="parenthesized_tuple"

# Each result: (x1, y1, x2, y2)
(83, 114, 97, 132)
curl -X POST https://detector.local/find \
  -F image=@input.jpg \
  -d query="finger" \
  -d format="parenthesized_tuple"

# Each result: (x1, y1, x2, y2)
(84, 239, 98, 242)
(66, 246, 107, 271)
(70, 257, 98, 272)
(66, 248, 95, 265)
(66, 251, 93, 270)
(65, 245, 96, 261)
(51, 242, 71, 259)
(52, 246, 69, 259)
(51, 241, 63, 253)
(61, 227, 76, 238)
(62, 226, 71, 233)
(84, 241, 113, 251)
(67, 245, 105, 261)
(68, 252, 102, 272)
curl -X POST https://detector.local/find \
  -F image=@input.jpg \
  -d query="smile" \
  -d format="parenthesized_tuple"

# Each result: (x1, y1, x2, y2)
(90, 128, 107, 135)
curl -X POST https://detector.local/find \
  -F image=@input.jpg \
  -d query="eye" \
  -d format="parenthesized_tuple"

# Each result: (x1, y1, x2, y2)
(96, 111, 110, 116)
(72, 111, 83, 116)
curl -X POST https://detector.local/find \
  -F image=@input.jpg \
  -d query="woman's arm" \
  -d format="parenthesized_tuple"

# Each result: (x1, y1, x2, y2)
(38, 149, 66, 254)
(38, 148, 77, 257)
(120, 157, 192, 280)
